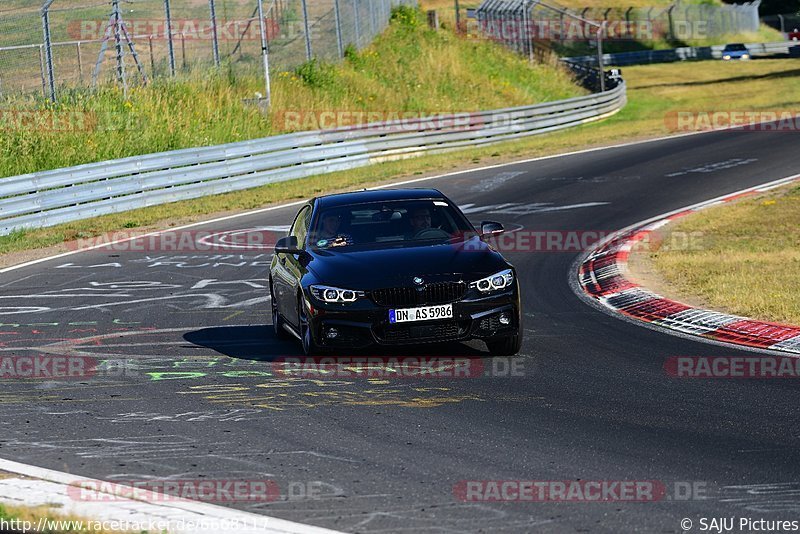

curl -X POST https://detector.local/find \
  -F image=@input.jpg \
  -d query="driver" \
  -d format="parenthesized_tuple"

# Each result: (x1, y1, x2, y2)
(316, 211, 353, 248)
(406, 206, 432, 239)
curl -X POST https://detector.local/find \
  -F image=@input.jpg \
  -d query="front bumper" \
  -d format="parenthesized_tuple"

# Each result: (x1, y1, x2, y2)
(304, 286, 521, 349)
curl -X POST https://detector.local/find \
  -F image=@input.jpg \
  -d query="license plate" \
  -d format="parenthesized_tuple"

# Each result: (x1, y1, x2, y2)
(389, 304, 453, 323)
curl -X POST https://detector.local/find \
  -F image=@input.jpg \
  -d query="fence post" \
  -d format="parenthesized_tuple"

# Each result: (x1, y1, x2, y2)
(180, 33, 187, 71)
(667, 5, 675, 41)
(209, 0, 220, 67)
(40, 0, 57, 103)
(164, 0, 176, 76)
(38, 45, 47, 99)
(369, 0, 376, 37)
(112, 0, 128, 97)
(256, 0, 272, 108)
(625, 7, 632, 37)
(149, 36, 156, 76)
(334, 0, 344, 58)
(77, 43, 83, 84)
(597, 21, 606, 93)
(353, 0, 361, 48)
(300, 0, 313, 60)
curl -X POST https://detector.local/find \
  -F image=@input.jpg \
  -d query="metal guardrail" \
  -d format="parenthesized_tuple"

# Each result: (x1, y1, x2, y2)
(0, 83, 626, 235)
(565, 40, 796, 66)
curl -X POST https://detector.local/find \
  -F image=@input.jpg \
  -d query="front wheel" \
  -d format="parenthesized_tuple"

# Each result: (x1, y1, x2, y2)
(298, 296, 323, 356)
(270, 280, 289, 339)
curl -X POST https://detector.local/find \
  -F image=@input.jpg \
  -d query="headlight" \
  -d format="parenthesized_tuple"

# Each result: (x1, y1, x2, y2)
(723, 55, 731, 60)
(742, 54, 749, 59)
(470, 269, 514, 293)
(310, 285, 364, 303)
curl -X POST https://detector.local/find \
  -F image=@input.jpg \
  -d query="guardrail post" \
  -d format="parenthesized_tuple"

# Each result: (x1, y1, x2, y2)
(209, 0, 220, 67)
(256, 0, 272, 108)
(164, 0, 176, 76)
(40, 0, 57, 103)
(300, 0, 313, 60)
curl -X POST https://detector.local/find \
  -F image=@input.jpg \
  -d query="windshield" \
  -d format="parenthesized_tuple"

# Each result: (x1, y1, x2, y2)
(309, 199, 475, 250)
(724, 44, 747, 51)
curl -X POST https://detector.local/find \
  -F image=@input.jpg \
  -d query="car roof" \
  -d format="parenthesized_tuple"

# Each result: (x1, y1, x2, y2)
(314, 188, 448, 209)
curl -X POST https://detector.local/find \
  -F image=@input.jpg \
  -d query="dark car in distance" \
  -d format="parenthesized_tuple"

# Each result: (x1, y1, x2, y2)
(269, 189, 522, 355)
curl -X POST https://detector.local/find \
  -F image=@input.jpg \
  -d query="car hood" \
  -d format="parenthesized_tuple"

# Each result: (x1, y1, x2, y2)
(306, 238, 511, 289)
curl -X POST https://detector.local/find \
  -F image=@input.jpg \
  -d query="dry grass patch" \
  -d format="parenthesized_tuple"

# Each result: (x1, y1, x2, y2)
(633, 184, 800, 325)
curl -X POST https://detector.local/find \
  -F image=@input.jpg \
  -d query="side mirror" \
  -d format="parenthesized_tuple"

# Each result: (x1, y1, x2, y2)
(480, 221, 505, 238)
(274, 236, 301, 254)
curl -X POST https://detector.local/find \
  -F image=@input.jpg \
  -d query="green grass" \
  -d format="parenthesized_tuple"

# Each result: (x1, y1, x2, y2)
(418, 0, 783, 57)
(0, 502, 139, 533)
(635, 184, 800, 325)
(1, 9, 800, 264)
(0, 6, 582, 178)
(2, 58, 799, 262)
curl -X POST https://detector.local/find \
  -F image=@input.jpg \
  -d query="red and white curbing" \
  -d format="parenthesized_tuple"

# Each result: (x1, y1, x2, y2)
(578, 174, 800, 355)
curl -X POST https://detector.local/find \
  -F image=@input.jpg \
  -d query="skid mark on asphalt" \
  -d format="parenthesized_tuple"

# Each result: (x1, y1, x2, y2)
(281, 502, 554, 533)
(469, 171, 526, 192)
(0, 277, 271, 315)
(0, 327, 495, 411)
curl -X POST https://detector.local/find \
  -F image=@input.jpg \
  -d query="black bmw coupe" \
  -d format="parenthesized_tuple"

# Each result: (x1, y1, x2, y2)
(269, 188, 522, 355)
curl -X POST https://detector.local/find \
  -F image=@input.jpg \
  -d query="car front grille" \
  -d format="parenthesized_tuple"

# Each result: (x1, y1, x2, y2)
(378, 321, 465, 342)
(371, 281, 466, 307)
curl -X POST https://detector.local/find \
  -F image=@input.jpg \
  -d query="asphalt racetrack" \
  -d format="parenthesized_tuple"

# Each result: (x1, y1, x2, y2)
(1, 129, 799, 533)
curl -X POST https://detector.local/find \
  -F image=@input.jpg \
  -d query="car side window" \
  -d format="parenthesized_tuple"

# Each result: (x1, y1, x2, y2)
(289, 206, 312, 248)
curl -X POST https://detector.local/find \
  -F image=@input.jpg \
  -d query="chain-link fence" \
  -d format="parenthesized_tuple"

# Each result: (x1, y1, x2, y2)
(761, 13, 800, 35)
(0, 0, 416, 102)
(473, 0, 762, 60)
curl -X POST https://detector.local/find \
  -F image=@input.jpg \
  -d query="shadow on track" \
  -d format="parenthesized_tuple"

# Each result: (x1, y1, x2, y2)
(183, 325, 487, 361)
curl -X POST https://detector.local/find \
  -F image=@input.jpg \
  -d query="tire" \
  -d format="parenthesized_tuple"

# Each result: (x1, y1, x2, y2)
(270, 280, 289, 340)
(486, 334, 522, 356)
(298, 296, 323, 356)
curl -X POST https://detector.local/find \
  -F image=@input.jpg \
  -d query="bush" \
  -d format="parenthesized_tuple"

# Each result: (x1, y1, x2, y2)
(390, 5, 421, 29)
(294, 59, 336, 89)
